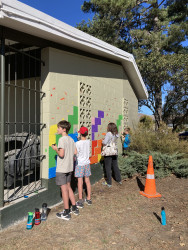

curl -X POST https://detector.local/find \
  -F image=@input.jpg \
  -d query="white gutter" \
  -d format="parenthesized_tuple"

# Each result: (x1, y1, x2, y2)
(0, 0, 148, 99)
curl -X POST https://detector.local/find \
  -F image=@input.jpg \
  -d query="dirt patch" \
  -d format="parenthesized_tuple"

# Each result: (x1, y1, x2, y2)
(0, 175, 187, 250)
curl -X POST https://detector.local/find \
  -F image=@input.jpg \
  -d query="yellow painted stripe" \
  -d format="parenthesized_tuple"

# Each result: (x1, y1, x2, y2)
(49, 124, 57, 146)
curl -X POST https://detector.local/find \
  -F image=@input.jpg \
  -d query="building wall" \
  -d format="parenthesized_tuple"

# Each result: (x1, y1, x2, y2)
(122, 71, 139, 128)
(41, 47, 138, 179)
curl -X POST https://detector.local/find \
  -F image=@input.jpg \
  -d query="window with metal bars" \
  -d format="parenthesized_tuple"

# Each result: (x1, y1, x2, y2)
(0, 38, 46, 204)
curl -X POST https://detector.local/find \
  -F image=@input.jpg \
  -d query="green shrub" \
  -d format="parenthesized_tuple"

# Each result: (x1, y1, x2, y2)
(118, 151, 188, 179)
(118, 156, 137, 178)
(139, 115, 154, 129)
(170, 158, 188, 178)
(118, 151, 147, 178)
(130, 123, 188, 155)
(118, 123, 188, 179)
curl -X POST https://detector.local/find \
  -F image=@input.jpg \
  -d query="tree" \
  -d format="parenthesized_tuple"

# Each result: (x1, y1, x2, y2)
(77, 0, 188, 130)
(162, 54, 188, 131)
(77, 0, 149, 53)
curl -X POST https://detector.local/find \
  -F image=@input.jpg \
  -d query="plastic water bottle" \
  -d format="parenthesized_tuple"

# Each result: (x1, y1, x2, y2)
(35, 208, 41, 225)
(26, 212, 33, 229)
(41, 203, 48, 221)
(161, 207, 166, 225)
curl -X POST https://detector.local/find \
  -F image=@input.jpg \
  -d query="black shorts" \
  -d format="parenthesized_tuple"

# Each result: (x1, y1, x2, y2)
(122, 147, 129, 155)
(56, 172, 72, 186)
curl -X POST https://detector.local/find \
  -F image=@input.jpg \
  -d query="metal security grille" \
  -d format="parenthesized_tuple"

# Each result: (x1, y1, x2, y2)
(0, 38, 46, 204)
(122, 98, 129, 131)
(78, 81, 92, 156)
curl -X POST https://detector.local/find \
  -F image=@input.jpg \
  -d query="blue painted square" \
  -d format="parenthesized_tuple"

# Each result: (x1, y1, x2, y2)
(49, 166, 56, 179)
(68, 133, 78, 142)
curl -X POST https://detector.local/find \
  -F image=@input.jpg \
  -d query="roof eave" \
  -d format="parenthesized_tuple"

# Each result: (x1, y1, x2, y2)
(0, 0, 148, 100)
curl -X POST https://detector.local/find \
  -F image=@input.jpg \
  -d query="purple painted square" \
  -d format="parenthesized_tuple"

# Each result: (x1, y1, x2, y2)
(98, 110, 104, 118)
(92, 125, 98, 133)
(92, 133, 95, 141)
(95, 117, 101, 125)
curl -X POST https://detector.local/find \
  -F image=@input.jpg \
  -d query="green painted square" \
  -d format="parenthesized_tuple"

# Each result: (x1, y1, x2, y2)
(73, 106, 78, 124)
(68, 118, 73, 134)
(68, 106, 78, 134)
(116, 114, 123, 131)
(68, 115, 73, 124)
(69, 117, 78, 125)
(49, 146, 56, 168)
(56, 134, 62, 145)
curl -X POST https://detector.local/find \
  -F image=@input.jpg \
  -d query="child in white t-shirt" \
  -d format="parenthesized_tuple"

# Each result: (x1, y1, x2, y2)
(75, 127, 92, 208)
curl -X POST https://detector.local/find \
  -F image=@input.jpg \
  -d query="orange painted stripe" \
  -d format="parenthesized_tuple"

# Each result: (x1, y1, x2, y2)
(90, 155, 98, 164)
(94, 147, 101, 155)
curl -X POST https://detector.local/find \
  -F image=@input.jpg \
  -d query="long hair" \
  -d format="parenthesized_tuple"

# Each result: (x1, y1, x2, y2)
(107, 123, 118, 135)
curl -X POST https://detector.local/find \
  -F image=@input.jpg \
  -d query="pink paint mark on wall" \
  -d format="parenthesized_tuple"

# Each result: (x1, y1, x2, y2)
(65, 92, 67, 95)
(57, 107, 59, 110)
(60, 98, 65, 100)
(53, 88, 55, 90)
(91, 117, 95, 125)
(51, 94, 52, 97)
(51, 117, 55, 119)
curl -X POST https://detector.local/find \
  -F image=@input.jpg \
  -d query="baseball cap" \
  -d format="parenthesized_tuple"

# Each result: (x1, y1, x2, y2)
(78, 127, 88, 135)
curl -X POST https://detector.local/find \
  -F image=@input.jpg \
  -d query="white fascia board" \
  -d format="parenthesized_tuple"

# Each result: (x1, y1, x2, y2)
(0, 0, 148, 99)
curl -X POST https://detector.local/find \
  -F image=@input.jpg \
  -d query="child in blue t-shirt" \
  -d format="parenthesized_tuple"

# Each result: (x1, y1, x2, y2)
(122, 128, 131, 157)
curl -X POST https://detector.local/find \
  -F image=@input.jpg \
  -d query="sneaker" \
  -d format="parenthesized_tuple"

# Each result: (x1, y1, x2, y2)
(76, 201, 84, 208)
(102, 181, 112, 188)
(85, 199, 92, 205)
(56, 210, 71, 221)
(70, 206, 79, 216)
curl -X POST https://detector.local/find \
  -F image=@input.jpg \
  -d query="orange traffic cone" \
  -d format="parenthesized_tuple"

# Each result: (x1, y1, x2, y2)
(140, 155, 161, 198)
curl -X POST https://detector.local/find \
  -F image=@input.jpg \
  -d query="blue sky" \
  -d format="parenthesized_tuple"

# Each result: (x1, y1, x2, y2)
(19, 0, 93, 26)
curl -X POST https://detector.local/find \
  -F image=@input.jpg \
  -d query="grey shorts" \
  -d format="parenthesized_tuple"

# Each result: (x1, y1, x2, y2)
(56, 172, 72, 186)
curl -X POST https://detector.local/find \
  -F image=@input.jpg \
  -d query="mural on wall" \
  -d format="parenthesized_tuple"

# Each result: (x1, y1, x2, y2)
(48, 105, 78, 178)
(48, 82, 125, 179)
